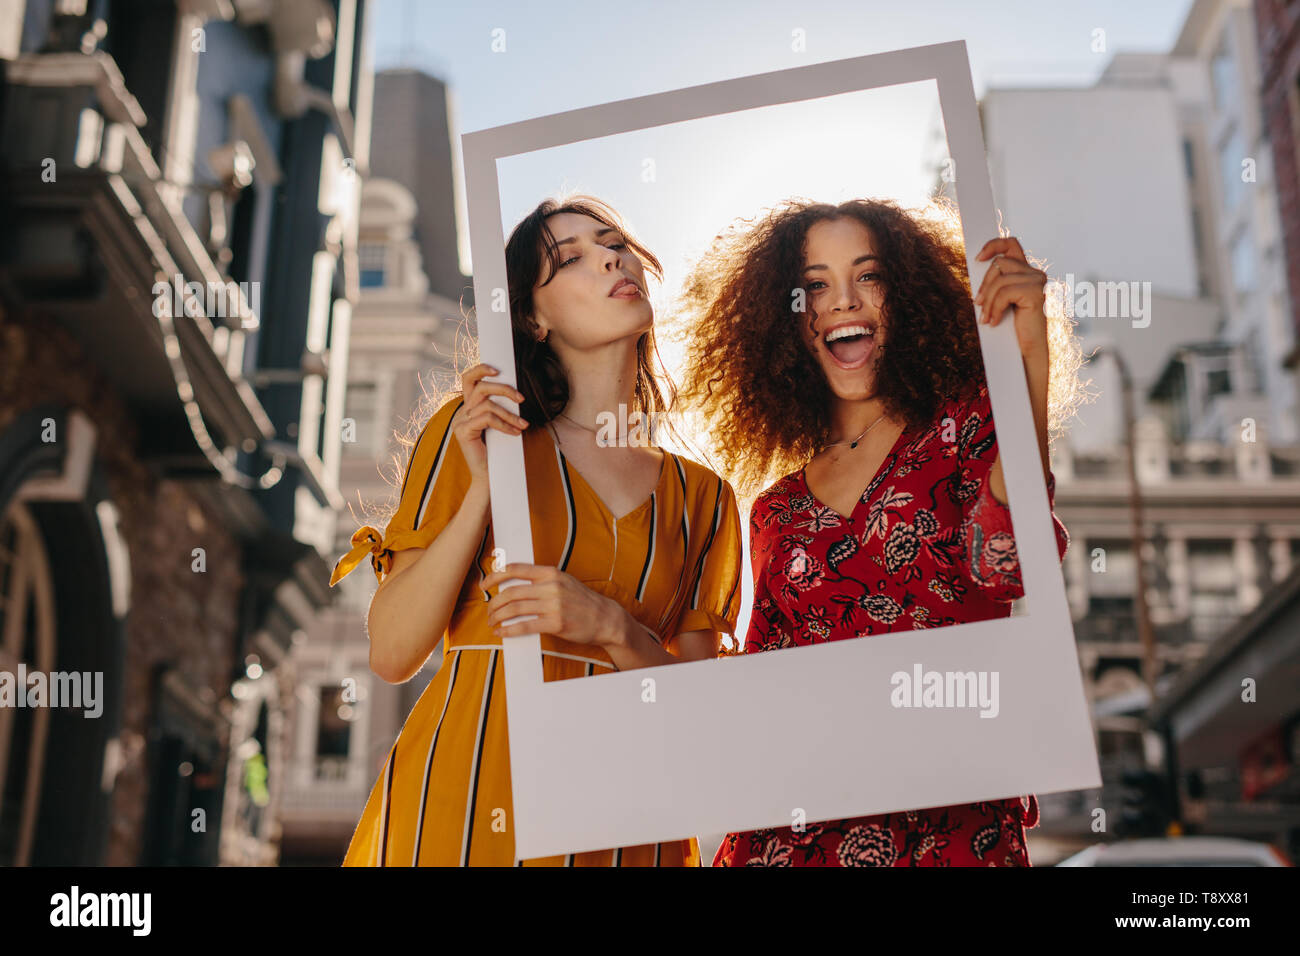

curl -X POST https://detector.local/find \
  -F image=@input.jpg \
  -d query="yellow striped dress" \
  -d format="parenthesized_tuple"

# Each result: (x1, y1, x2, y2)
(331, 395, 742, 866)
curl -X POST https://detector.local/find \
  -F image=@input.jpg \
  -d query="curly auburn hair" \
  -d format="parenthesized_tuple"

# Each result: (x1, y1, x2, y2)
(672, 197, 1085, 499)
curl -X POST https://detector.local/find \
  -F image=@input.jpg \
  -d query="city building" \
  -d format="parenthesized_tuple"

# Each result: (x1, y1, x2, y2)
(1149, 561, 1300, 863)
(1253, 0, 1300, 371)
(1034, 417, 1300, 860)
(1164, 0, 1297, 446)
(0, 0, 371, 864)
(979, 0, 1300, 861)
(982, 6, 1295, 451)
(278, 67, 468, 866)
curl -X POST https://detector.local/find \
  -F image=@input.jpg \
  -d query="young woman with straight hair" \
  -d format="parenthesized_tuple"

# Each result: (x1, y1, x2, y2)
(332, 196, 742, 866)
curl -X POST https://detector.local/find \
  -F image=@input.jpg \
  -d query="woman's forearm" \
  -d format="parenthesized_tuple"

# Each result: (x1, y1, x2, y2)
(600, 614, 719, 671)
(602, 613, 681, 670)
(366, 480, 492, 682)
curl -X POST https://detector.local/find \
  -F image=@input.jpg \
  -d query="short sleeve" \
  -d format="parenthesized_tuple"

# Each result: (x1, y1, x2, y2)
(671, 476, 743, 642)
(955, 384, 1070, 603)
(329, 396, 470, 587)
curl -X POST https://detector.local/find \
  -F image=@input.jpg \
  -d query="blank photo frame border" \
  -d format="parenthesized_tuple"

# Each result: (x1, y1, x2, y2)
(462, 40, 1100, 860)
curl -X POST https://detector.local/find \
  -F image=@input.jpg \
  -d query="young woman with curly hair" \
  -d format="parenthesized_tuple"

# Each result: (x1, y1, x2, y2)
(676, 198, 1084, 866)
(330, 195, 742, 866)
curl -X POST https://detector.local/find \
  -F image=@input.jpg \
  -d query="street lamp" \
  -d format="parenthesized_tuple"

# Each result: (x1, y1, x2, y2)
(1089, 344, 1159, 700)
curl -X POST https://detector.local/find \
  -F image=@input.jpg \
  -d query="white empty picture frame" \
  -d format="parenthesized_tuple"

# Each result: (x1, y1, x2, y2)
(462, 40, 1100, 860)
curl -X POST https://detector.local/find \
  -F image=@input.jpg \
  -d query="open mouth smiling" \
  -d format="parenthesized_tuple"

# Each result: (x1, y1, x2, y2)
(822, 321, 879, 369)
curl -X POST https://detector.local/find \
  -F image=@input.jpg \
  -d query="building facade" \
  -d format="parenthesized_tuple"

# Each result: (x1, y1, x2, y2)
(278, 68, 468, 866)
(1254, 0, 1300, 371)
(0, 0, 371, 864)
(981, 0, 1300, 861)
(1033, 428, 1300, 858)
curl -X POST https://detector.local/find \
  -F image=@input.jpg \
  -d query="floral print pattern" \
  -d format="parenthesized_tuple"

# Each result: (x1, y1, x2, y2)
(714, 383, 1069, 867)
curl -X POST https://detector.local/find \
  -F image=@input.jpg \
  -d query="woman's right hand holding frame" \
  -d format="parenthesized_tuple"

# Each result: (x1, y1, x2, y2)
(456, 363, 529, 485)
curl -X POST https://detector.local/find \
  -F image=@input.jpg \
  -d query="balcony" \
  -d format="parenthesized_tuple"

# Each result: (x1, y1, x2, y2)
(1072, 613, 1242, 649)
(280, 757, 371, 817)
(1065, 444, 1300, 485)
(0, 51, 274, 475)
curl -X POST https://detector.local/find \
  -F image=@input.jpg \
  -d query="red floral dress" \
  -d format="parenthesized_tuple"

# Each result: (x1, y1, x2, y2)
(713, 382, 1070, 867)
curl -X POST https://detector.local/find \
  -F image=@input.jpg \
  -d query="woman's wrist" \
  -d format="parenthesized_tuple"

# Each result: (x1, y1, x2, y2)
(600, 605, 679, 671)
(600, 600, 638, 651)
(463, 476, 492, 516)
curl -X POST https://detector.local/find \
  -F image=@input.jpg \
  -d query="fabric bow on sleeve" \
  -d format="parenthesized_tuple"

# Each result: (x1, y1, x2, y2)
(330, 525, 387, 586)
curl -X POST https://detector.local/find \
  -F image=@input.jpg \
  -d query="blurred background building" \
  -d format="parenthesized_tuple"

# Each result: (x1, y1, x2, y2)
(0, 0, 371, 864)
(980, 0, 1300, 862)
(277, 67, 469, 866)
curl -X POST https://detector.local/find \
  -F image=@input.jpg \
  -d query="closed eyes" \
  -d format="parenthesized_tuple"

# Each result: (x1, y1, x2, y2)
(559, 242, 628, 268)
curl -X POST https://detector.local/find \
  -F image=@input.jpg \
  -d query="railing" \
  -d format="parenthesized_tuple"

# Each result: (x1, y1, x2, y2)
(279, 757, 372, 815)
(1072, 614, 1244, 648)
(1064, 448, 1300, 481)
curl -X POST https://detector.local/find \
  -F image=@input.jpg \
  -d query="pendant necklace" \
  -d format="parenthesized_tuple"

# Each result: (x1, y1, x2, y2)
(825, 411, 888, 450)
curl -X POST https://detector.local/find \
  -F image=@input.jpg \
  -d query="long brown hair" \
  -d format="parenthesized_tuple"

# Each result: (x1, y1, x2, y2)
(363, 195, 682, 526)
(505, 194, 677, 427)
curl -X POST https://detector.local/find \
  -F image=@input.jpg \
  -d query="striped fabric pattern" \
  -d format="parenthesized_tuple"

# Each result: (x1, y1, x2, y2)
(337, 396, 743, 866)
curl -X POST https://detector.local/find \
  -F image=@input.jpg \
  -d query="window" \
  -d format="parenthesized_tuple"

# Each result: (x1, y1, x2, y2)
(1088, 595, 1136, 615)
(1205, 366, 1232, 398)
(1244, 328, 1265, 394)
(1197, 352, 1233, 402)
(359, 242, 387, 288)
(1211, 29, 1237, 113)
(1187, 540, 1239, 641)
(315, 686, 353, 782)
(1218, 126, 1245, 212)
(342, 380, 378, 457)
(1086, 595, 1138, 642)
(101, 0, 179, 159)
(1229, 229, 1256, 296)
(1081, 540, 1137, 641)
(1087, 540, 1136, 596)
(227, 182, 257, 285)
(1098, 727, 1146, 762)
(1190, 207, 1209, 295)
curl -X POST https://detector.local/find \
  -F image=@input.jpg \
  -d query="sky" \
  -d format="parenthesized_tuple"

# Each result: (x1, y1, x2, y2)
(371, 0, 1195, 274)
(372, 1, 1196, 126)
(493, 78, 947, 358)
(367, 0, 1198, 642)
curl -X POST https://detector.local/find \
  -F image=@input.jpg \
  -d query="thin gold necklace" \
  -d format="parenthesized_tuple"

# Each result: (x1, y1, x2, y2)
(825, 411, 888, 450)
(557, 411, 597, 433)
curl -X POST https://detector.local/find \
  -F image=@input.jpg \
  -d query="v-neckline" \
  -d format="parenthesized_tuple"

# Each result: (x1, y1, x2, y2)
(544, 427, 670, 523)
(799, 424, 911, 523)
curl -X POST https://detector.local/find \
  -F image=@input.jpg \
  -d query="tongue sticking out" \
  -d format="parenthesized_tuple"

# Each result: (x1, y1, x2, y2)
(827, 333, 872, 366)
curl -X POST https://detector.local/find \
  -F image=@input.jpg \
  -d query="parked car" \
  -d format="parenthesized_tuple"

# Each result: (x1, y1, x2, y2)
(1056, 836, 1292, 866)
